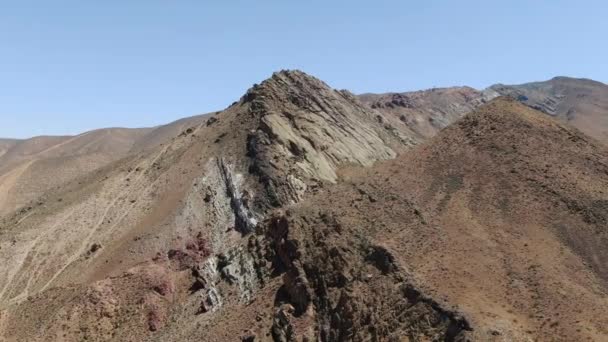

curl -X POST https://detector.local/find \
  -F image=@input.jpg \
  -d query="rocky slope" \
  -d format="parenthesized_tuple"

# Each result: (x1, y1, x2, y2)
(360, 77, 608, 146)
(287, 97, 608, 341)
(4, 76, 606, 218)
(0, 71, 607, 341)
(358, 86, 490, 140)
(0, 70, 413, 341)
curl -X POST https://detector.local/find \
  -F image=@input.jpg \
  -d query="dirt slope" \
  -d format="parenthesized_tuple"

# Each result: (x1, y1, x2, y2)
(130, 114, 209, 152)
(0, 115, 208, 216)
(0, 129, 148, 216)
(0, 139, 19, 159)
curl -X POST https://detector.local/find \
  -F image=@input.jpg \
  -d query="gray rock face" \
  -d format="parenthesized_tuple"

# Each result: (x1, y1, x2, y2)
(217, 158, 258, 234)
(489, 83, 561, 116)
(244, 70, 403, 208)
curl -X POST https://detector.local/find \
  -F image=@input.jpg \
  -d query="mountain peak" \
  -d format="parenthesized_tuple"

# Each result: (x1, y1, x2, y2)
(549, 75, 606, 85)
(229, 69, 406, 207)
(240, 69, 335, 105)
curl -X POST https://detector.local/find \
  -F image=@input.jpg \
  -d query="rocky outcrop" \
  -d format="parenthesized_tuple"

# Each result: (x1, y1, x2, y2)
(488, 84, 560, 116)
(263, 211, 472, 341)
(243, 70, 403, 209)
(217, 158, 258, 234)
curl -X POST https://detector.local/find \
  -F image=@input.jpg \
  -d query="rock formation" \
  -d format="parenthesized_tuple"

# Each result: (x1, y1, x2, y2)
(0, 71, 606, 341)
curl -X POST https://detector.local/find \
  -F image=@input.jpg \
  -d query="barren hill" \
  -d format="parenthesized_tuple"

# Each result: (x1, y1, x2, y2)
(0, 114, 207, 216)
(360, 77, 608, 145)
(0, 72, 606, 342)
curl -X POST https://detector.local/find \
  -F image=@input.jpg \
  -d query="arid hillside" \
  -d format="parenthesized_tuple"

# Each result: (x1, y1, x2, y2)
(3, 76, 605, 218)
(0, 139, 19, 158)
(287, 97, 608, 341)
(0, 114, 207, 216)
(0, 72, 606, 342)
(360, 77, 608, 145)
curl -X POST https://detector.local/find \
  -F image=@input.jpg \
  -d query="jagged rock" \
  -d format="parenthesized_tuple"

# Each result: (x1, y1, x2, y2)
(198, 287, 222, 314)
(217, 246, 259, 303)
(243, 70, 402, 209)
(206, 116, 219, 126)
(359, 86, 490, 140)
(272, 304, 297, 342)
(264, 211, 472, 341)
(218, 158, 258, 234)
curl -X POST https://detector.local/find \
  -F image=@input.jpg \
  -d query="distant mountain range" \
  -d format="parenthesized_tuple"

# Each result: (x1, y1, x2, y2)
(359, 76, 608, 144)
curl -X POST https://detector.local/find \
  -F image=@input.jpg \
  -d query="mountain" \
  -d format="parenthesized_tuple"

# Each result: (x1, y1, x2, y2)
(0, 71, 607, 341)
(358, 86, 490, 139)
(0, 70, 410, 341)
(487, 77, 608, 143)
(360, 77, 608, 146)
(0, 114, 208, 216)
(283, 97, 608, 341)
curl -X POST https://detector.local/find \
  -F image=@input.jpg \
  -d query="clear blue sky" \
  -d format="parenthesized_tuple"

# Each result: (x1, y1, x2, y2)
(1, 0, 606, 138)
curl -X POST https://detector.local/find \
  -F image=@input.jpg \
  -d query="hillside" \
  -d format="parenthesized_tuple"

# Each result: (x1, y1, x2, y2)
(0, 139, 19, 158)
(0, 114, 208, 216)
(360, 77, 608, 146)
(0, 72, 606, 341)
(358, 86, 489, 139)
(4, 76, 605, 218)
(285, 97, 608, 340)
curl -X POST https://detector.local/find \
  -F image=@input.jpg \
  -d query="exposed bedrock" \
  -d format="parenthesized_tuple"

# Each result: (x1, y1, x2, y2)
(263, 212, 472, 342)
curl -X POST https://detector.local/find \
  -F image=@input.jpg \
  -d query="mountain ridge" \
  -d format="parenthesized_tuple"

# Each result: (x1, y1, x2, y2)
(0, 113, 210, 216)
(360, 75, 608, 144)
(0, 70, 417, 341)
(0, 71, 607, 341)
